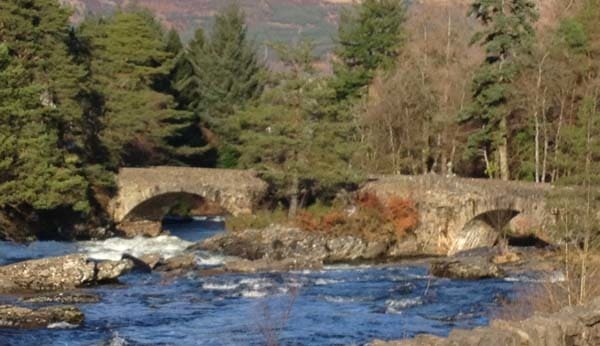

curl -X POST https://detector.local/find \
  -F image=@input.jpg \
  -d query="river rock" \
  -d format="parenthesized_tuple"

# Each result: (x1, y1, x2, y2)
(371, 297, 600, 346)
(20, 293, 101, 304)
(155, 253, 197, 272)
(122, 253, 161, 273)
(224, 257, 323, 273)
(138, 253, 162, 269)
(116, 220, 163, 238)
(0, 254, 136, 293)
(0, 254, 95, 292)
(430, 256, 505, 279)
(0, 305, 84, 329)
(95, 259, 134, 282)
(196, 225, 403, 264)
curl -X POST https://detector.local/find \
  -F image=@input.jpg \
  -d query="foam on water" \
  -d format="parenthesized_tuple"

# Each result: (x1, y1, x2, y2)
(195, 251, 227, 266)
(314, 278, 344, 286)
(385, 297, 423, 314)
(78, 235, 192, 261)
(202, 282, 240, 291)
(504, 271, 565, 283)
(47, 322, 79, 329)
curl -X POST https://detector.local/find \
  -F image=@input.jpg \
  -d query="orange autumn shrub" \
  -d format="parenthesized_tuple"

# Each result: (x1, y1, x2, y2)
(384, 197, 418, 237)
(321, 211, 347, 231)
(294, 211, 320, 232)
(286, 193, 418, 241)
(357, 192, 383, 211)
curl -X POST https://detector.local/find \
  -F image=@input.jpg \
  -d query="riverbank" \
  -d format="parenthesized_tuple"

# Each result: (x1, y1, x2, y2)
(372, 296, 600, 346)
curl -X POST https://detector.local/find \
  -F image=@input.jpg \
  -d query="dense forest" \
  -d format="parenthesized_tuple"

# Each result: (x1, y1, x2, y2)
(0, 0, 598, 240)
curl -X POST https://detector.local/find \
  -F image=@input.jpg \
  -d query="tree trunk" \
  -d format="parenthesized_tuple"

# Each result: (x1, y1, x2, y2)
(499, 115, 510, 181)
(288, 175, 299, 219)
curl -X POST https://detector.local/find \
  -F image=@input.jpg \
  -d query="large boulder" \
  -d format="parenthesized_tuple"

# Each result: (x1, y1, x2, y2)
(0, 254, 95, 292)
(0, 254, 134, 293)
(195, 225, 397, 264)
(430, 256, 505, 279)
(0, 305, 84, 329)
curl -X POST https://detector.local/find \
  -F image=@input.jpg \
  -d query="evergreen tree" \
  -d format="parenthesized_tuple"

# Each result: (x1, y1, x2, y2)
(333, 0, 406, 100)
(176, 28, 208, 111)
(231, 41, 362, 215)
(0, 0, 89, 150)
(460, 0, 538, 180)
(0, 44, 89, 220)
(80, 11, 193, 167)
(177, 4, 264, 129)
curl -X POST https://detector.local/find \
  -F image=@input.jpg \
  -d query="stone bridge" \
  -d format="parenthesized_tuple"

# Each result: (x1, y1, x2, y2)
(109, 167, 268, 237)
(361, 175, 554, 255)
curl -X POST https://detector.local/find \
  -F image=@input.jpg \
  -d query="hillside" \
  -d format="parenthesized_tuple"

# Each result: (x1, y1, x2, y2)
(60, 0, 350, 57)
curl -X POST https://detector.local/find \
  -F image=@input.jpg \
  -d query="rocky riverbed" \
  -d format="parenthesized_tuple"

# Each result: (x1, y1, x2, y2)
(0, 219, 562, 344)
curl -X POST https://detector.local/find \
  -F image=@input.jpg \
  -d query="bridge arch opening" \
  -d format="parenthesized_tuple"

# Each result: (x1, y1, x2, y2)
(116, 191, 229, 239)
(122, 192, 228, 222)
(450, 209, 520, 254)
(451, 209, 550, 254)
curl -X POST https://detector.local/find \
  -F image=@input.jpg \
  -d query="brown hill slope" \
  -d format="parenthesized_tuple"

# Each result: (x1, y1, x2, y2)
(60, 0, 348, 57)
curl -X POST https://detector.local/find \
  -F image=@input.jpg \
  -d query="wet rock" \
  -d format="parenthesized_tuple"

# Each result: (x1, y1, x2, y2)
(224, 257, 323, 273)
(0, 305, 84, 329)
(122, 253, 161, 273)
(116, 220, 162, 238)
(155, 253, 197, 272)
(20, 293, 101, 304)
(95, 259, 134, 282)
(430, 256, 505, 279)
(138, 253, 162, 269)
(0, 254, 95, 292)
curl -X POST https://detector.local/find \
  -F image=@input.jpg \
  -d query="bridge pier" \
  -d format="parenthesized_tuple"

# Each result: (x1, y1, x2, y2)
(116, 220, 163, 238)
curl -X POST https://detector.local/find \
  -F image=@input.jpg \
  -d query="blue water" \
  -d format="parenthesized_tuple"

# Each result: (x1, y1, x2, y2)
(0, 220, 522, 346)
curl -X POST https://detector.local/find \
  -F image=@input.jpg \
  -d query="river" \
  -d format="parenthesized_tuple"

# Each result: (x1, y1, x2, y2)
(0, 219, 527, 345)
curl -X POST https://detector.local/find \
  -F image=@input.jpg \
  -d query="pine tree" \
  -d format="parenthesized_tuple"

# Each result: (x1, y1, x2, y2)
(176, 28, 208, 112)
(461, 0, 538, 180)
(0, 44, 89, 218)
(231, 41, 362, 215)
(80, 10, 193, 167)
(0, 0, 90, 151)
(177, 4, 264, 127)
(332, 0, 406, 100)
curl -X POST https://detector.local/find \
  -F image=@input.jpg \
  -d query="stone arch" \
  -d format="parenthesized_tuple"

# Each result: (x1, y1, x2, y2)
(122, 191, 228, 222)
(449, 208, 521, 255)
